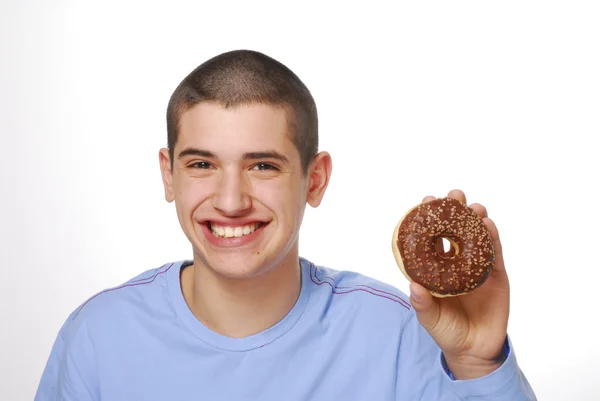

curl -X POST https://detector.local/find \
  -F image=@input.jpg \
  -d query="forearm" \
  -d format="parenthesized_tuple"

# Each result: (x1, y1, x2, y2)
(397, 311, 537, 401)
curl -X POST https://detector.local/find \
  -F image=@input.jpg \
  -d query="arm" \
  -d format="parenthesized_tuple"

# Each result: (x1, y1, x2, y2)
(396, 309, 537, 400)
(34, 313, 99, 401)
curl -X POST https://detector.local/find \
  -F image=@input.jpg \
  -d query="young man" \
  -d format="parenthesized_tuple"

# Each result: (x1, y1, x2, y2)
(35, 50, 537, 400)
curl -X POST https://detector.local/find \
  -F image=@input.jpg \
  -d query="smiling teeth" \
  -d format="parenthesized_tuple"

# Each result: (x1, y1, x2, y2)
(211, 223, 259, 238)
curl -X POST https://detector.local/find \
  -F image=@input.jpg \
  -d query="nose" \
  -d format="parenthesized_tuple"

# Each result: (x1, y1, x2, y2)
(211, 168, 252, 216)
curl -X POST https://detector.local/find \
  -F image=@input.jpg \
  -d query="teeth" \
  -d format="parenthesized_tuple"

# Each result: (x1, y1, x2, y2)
(210, 223, 260, 238)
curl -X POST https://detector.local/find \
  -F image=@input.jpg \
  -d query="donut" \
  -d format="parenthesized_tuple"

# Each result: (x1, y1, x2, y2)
(391, 197, 495, 297)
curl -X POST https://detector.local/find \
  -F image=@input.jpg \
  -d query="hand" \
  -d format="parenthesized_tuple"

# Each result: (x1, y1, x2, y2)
(409, 189, 510, 380)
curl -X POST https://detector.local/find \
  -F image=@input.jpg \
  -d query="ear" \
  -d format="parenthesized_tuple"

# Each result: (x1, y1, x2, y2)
(306, 151, 332, 208)
(159, 148, 175, 203)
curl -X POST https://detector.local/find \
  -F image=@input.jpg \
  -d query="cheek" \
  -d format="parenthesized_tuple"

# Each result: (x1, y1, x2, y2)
(176, 177, 214, 216)
(254, 179, 306, 223)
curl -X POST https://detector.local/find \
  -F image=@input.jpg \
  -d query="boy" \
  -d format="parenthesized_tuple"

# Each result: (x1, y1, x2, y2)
(35, 49, 536, 400)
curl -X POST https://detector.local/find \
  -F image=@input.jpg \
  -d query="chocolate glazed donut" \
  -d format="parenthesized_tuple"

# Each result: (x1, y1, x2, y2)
(392, 197, 495, 297)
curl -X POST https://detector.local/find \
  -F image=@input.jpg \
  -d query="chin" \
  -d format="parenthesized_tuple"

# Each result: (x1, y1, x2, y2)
(195, 249, 276, 280)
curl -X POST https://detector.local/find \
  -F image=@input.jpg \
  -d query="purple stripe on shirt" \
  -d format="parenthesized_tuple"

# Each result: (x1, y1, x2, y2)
(310, 264, 411, 310)
(73, 263, 175, 319)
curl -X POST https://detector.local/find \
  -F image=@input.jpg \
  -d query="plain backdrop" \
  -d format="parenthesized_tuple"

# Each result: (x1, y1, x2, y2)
(1, 1, 599, 400)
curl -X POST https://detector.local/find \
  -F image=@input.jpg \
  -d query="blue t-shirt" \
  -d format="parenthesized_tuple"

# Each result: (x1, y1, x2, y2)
(35, 258, 537, 400)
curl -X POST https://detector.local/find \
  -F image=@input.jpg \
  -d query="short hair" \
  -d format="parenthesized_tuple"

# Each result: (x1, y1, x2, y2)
(166, 50, 318, 174)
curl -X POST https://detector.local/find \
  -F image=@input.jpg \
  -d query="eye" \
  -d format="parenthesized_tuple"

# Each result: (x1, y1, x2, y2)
(252, 162, 279, 171)
(190, 161, 213, 169)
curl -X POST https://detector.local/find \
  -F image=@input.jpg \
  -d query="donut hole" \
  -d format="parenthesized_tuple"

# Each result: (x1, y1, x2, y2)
(435, 237, 458, 258)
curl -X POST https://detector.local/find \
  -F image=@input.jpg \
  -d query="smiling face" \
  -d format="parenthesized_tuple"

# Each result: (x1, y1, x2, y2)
(159, 102, 331, 279)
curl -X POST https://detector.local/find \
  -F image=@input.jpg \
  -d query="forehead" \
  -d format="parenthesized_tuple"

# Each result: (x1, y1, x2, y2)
(177, 102, 294, 152)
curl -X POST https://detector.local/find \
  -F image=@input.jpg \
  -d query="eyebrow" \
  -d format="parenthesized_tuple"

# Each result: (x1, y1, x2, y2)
(178, 148, 215, 159)
(242, 151, 289, 164)
(178, 147, 290, 164)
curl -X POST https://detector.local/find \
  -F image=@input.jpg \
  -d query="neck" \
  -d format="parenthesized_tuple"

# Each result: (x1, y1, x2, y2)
(181, 253, 302, 338)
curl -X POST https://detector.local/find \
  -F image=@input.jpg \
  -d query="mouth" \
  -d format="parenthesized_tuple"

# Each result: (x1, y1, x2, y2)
(206, 221, 267, 239)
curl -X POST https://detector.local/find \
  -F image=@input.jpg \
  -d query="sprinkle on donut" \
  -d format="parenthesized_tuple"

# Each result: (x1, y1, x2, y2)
(391, 197, 495, 297)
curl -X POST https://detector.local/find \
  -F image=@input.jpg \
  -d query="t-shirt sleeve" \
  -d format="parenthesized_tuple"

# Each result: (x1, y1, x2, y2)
(395, 308, 537, 400)
(34, 312, 99, 401)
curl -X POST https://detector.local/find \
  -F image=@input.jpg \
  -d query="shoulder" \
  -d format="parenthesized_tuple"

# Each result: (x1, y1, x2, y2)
(305, 258, 413, 318)
(67, 261, 181, 327)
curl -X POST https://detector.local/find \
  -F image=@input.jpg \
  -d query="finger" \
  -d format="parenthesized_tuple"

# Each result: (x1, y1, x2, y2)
(422, 195, 436, 203)
(482, 217, 505, 273)
(469, 202, 488, 219)
(409, 282, 441, 332)
(448, 189, 467, 205)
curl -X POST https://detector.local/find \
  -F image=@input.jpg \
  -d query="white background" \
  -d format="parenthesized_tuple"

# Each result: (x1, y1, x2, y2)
(1, 1, 599, 400)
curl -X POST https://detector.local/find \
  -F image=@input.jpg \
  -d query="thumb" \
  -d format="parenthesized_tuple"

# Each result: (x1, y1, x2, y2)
(409, 282, 441, 332)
